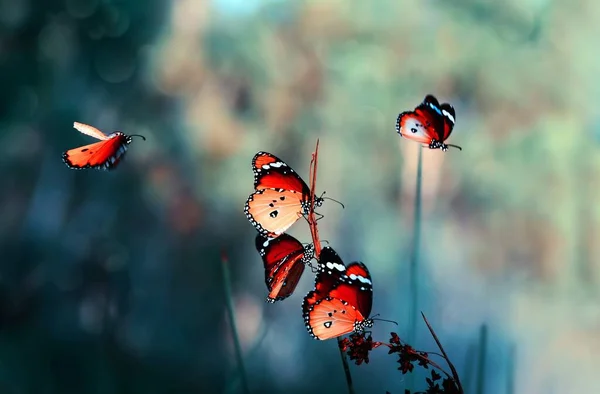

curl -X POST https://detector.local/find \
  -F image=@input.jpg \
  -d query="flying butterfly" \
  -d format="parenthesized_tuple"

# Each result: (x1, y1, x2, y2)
(62, 122, 146, 170)
(396, 95, 461, 151)
(244, 151, 324, 238)
(255, 233, 315, 303)
(302, 246, 374, 341)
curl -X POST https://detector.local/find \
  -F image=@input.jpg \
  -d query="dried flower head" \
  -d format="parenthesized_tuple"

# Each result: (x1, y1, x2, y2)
(339, 332, 383, 365)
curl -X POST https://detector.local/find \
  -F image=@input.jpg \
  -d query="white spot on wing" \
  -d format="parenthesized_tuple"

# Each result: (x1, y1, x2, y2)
(442, 109, 455, 123)
(325, 262, 345, 272)
(348, 273, 371, 285)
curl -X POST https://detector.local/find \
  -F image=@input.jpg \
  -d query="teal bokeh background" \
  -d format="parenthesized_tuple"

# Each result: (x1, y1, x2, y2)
(1, 0, 599, 393)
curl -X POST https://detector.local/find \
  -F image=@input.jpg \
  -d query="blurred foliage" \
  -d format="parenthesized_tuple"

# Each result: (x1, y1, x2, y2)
(1, 0, 600, 393)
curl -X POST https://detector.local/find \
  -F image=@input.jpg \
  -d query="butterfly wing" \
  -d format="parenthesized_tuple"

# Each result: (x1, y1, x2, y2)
(396, 95, 450, 145)
(302, 246, 347, 313)
(245, 188, 305, 237)
(245, 152, 315, 237)
(251, 151, 311, 195)
(63, 133, 129, 170)
(304, 297, 367, 340)
(328, 262, 373, 318)
(303, 253, 374, 340)
(255, 234, 312, 302)
(439, 102, 456, 141)
(73, 122, 110, 140)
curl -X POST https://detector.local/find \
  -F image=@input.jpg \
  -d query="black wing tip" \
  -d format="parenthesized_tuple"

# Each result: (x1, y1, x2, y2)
(423, 94, 440, 105)
(62, 152, 85, 170)
(319, 245, 342, 261)
(396, 110, 413, 133)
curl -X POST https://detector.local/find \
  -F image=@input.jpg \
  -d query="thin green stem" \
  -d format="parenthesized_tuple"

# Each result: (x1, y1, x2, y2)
(221, 252, 250, 394)
(506, 343, 515, 394)
(406, 147, 423, 390)
(408, 147, 423, 343)
(337, 337, 356, 394)
(476, 324, 488, 394)
(421, 312, 464, 393)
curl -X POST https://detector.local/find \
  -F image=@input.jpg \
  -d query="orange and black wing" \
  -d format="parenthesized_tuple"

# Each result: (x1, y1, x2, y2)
(396, 95, 455, 144)
(303, 297, 366, 340)
(63, 134, 129, 170)
(244, 188, 306, 237)
(302, 246, 347, 314)
(438, 101, 456, 141)
(328, 262, 373, 319)
(302, 250, 374, 340)
(255, 233, 314, 302)
(245, 151, 314, 237)
(251, 151, 311, 196)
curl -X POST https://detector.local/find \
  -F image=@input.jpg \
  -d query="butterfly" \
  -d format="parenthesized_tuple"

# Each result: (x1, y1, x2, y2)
(396, 94, 461, 151)
(302, 246, 374, 340)
(62, 122, 146, 170)
(244, 151, 324, 238)
(255, 233, 315, 303)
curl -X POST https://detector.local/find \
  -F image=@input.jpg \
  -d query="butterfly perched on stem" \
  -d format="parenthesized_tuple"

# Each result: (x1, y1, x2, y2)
(303, 246, 374, 340)
(255, 233, 315, 303)
(244, 151, 324, 238)
(396, 95, 461, 151)
(62, 122, 146, 170)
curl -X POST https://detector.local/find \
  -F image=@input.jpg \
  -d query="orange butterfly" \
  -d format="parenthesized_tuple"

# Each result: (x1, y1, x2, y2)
(62, 122, 146, 170)
(244, 151, 324, 238)
(396, 95, 461, 151)
(303, 246, 374, 340)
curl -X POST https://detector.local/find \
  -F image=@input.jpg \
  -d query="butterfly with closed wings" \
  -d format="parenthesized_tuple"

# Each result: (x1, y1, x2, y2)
(63, 122, 146, 170)
(396, 94, 461, 151)
(303, 246, 374, 340)
(255, 233, 315, 303)
(244, 151, 324, 238)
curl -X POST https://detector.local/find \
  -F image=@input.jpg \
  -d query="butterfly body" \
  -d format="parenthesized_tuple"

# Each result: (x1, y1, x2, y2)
(62, 122, 145, 170)
(396, 95, 461, 151)
(255, 233, 315, 303)
(302, 246, 374, 340)
(245, 151, 323, 238)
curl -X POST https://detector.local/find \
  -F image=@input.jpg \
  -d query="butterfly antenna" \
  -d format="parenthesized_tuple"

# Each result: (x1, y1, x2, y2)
(320, 239, 330, 245)
(447, 144, 462, 151)
(371, 314, 399, 326)
(321, 193, 345, 209)
(129, 134, 147, 141)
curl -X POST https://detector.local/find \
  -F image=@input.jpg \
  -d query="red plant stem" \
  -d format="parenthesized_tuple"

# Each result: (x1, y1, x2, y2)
(307, 140, 354, 393)
(308, 138, 322, 258)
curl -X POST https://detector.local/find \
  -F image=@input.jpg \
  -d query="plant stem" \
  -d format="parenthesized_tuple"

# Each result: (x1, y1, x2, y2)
(310, 141, 353, 393)
(408, 147, 423, 344)
(221, 251, 251, 394)
(421, 312, 464, 393)
(337, 337, 356, 394)
(506, 343, 515, 394)
(308, 138, 322, 257)
(406, 146, 423, 390)
(475, 324, 488, 394)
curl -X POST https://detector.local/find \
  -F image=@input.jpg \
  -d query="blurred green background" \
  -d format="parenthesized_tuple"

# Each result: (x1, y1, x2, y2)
(2, 0, 599, 393)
